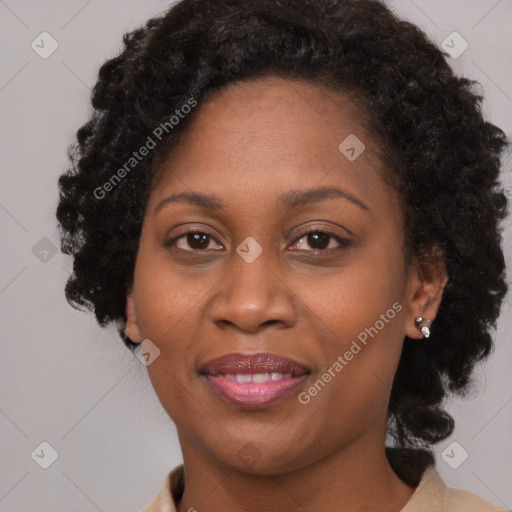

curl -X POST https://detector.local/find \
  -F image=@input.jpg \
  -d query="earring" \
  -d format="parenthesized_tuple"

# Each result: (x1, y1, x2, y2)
(415, 317, 432, 339)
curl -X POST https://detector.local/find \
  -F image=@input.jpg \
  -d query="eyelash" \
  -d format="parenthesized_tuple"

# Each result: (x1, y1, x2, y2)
(165, 227, 351, 253)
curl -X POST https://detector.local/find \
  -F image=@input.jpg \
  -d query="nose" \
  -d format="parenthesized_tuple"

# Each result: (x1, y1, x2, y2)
(209, 249, 297, 333)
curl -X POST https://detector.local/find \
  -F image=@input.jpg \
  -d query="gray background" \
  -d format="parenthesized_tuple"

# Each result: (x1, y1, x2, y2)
(1, 0, 511, 511)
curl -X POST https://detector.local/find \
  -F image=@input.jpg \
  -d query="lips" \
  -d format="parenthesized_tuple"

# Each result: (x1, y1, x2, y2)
(200, 352, 310, 408)
(201, 352, 310, 376)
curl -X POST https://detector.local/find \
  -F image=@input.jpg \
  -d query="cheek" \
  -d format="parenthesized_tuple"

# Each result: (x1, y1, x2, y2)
(134, 263, 207, 425)
(133, 234, 210, 339)
(304, 245, 404, 342)
(298, 241, 406, 403)
(131, 242, 210, 396)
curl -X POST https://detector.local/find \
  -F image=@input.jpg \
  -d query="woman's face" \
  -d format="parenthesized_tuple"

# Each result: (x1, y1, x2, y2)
(126, 76, 442, 473)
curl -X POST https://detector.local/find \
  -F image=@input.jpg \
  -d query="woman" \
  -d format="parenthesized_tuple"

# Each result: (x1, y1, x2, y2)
(56, 0, 509, 510)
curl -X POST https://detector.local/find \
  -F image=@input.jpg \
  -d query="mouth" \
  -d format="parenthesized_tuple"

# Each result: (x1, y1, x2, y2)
(200, 352, 311, 408)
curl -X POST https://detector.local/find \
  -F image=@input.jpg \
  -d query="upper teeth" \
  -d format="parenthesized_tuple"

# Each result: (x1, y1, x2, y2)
(223, 373, 293, 383)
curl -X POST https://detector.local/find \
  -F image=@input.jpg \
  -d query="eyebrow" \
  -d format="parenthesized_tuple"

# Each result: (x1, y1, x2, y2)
(280, 186, 370, 212)
(153, 185, 370, 216)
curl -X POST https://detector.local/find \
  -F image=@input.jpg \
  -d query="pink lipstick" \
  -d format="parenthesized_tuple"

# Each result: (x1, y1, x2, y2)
(200, 352, 310, 408)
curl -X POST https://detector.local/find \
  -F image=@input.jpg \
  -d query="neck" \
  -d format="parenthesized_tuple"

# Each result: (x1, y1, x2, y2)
(175, 435, 418, 512)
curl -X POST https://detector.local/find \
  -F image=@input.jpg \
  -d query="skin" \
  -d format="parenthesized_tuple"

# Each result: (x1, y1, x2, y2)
(126, 75, 447, 512)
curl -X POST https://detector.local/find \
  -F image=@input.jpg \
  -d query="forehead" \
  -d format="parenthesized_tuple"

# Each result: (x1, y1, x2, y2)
(149, 75, 393, 214)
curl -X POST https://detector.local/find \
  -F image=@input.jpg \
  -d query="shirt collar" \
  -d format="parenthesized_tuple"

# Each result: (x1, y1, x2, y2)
(401, 465, 445, 511)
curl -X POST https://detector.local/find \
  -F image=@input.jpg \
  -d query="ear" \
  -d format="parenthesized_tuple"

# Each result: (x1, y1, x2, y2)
(125, 286, 143, 343)
(404, 247, 448, 340)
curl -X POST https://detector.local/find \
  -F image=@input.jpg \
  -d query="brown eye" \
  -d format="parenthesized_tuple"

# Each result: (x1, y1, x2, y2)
(166, 231, 223, 251)
(306, 232, 329, 250)
(185, 232, 210, 249)
(289, 229, 351, 251)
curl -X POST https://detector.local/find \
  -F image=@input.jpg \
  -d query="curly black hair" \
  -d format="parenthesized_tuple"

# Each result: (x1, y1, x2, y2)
(56, 0, 509, 478)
